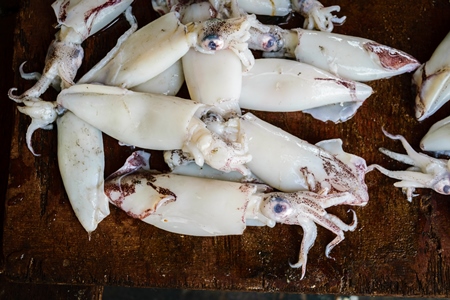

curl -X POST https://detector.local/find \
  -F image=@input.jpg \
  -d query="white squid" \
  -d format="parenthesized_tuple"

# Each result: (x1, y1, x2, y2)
(57, 112, 109, 233)
(79, 12, 261, 88)
(16, 84, 251, 175)
(367, 129, 450, 202)
(8, 0, 135, 101)
(240, 58, 373, 123)
(240, 113, 368, 204)
(167, 112, 369, 206)
(413, 31, 450, 121)
(420, 115, 450, 156)
(15, 93, 111, 233)
(182, 48, 244, 117)
(106, 150, 358, 279)
(254, 25, 420, 82)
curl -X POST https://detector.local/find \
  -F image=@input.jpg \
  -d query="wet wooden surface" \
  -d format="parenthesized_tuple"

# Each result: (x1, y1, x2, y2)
(3, 0, 450, 297)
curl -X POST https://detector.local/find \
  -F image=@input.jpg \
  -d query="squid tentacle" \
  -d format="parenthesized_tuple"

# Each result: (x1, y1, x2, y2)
(380, 128, 440, 169)
(18, 61, 62, 91)
(367, 164, 434, 185)
(288, 218, 317, 279)
(15, 99, 59, 156)
(378, 148, 416, 166)
(316, 193, 359, 209)
(297, 202, 356, 259)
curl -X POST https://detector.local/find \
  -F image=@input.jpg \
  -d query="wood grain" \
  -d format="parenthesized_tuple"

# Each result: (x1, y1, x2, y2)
(3, 0, 450, 296)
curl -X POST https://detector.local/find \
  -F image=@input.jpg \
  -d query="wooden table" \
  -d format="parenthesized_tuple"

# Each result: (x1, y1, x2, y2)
(3, 0, 450, 296)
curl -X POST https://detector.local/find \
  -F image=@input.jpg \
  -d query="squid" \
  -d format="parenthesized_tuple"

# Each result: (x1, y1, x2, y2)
(16, 104, 111, 233)
(13, 90, 107, 233)
(182, 49, 244, 117)
(420, 115, 450, 156)
(413, 31, 450, 121)
(78, 12, 263, 88)
(105, 150, 358, 279)
(15, 84, 252, 175)
(167, 112, 369, 206)
(240, 58, 373, 123)
(367, 129, 450, 202)
(15, 92, 111, 234)
(57, 112, 109, 233)
(8, 0, 136, 101)
(254, 25, 420, 82)
(239, 113, 368, 204)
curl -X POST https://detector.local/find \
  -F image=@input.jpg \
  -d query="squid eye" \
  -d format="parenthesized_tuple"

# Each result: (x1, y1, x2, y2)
(263, 196, 293, 221)
(433, 177, 450, 195)
(273, 202, 285, 213)
(262, 35, 280, 52)
(443, 185, 450, 194)
(201, 34, 224, 51)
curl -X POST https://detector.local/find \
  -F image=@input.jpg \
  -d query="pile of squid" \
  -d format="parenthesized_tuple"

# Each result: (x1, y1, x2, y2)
(9, 0, 442, 279)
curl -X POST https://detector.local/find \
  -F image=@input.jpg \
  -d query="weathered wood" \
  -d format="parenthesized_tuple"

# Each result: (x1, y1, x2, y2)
(0, 1, 19, 275)
(0, 275, 103, 300)
(3, 0, 450, 296)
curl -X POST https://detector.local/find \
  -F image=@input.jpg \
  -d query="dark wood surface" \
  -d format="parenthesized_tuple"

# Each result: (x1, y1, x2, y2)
(3, 0, 450, 297)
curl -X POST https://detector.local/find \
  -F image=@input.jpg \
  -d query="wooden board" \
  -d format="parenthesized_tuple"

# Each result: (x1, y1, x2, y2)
(0, 274, 103, 300)
(4, 0, 450, 296)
